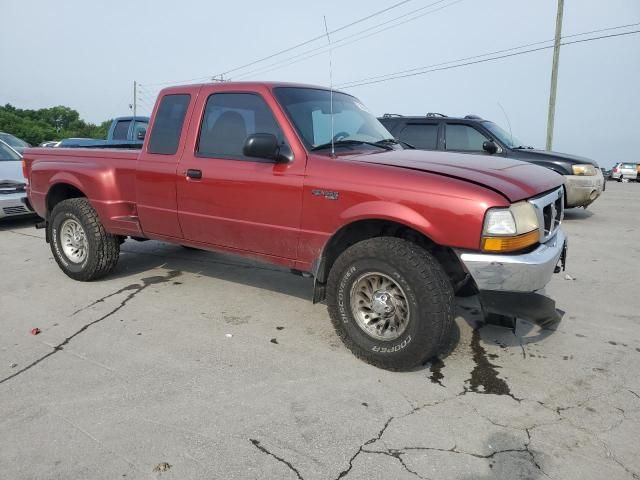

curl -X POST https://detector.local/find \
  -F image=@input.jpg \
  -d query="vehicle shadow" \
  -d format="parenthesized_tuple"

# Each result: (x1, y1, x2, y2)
(110, 240, 314, 301)
(563, 208, 593, 220)
(0, 216, 39, 231)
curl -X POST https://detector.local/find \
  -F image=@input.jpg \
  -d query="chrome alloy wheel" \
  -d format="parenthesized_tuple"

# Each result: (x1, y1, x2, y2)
(60, 218, 88, 263)
(350, 272, 410, 341)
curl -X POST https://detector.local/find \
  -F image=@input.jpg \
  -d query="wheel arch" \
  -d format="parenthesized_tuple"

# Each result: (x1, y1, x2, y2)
(311, 217, 472, 303)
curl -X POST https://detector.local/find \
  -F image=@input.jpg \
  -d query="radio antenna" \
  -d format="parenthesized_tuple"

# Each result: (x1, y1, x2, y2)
(323, 15, 335, 158)
(497, 102, 514, 147)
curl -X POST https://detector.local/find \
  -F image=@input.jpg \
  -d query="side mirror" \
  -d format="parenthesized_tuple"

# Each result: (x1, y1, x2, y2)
(483, 140, 498, 154)
(243, 133, 292, 163)
(137, 129, 146, 140)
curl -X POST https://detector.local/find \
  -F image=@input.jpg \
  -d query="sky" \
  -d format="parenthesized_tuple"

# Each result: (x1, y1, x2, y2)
(1, 0, 638, 167)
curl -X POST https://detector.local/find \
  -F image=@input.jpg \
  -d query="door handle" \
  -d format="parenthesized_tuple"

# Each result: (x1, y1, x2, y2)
(185, 169, 202, 179)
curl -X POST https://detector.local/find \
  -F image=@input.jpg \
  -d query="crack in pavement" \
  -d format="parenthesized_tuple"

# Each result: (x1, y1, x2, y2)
(0, 270, 181, 386)
(250, 439, 304, 480)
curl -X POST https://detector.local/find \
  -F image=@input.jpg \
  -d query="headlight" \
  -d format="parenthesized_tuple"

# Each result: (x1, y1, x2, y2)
(482, 201, 540, 253)
(572, 164, 596, 176)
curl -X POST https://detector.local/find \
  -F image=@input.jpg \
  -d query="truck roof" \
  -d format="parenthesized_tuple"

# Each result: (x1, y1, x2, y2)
(159, 81, 335, 95)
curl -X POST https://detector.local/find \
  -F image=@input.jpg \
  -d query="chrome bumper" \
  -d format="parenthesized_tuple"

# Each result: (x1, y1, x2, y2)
(565, 172, 604, 207)
(0, 192, 33, 219)
(456, 228, 566, 293)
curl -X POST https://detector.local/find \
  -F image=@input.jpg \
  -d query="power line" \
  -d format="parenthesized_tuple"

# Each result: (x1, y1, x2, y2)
(140, 0, 415, 88)
(216, 0, 415, 77)
(337, 21, 640, 87)
(337, 26, 640, 88)
(232, 0, 465, 80)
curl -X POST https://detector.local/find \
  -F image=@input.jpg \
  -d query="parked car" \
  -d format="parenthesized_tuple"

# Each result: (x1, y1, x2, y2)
(610, 162, 638, 182)
(0, 132, 31, 155)
(0, 140, 35, 219)
(58, 116, 150, 149)
(24, 82, 567, 370)
(379, 113, 604, 208)
(39, 141, 60, 148)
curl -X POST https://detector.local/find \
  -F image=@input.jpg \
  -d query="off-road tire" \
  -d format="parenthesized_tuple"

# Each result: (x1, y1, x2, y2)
(49, 198, 120, 281)
(326, 237, 454, 371)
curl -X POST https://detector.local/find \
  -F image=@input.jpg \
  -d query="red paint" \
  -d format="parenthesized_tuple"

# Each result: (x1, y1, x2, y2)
(24, 82, 564, 272)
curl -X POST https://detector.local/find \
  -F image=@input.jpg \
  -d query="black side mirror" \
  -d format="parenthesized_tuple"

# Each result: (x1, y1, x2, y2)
(482, 140, 498, 154)
(243, 133, 292, 163)
(137, 129, 146, 140)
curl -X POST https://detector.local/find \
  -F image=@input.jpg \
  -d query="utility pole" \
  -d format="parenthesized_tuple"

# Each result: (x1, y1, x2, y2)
(133, 80, 137, 119)
(546, 0, 564, 151)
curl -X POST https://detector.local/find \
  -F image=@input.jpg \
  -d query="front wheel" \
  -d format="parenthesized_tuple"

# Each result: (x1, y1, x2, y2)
(49, 198, 120, 281)
(326, 237, 454, 371)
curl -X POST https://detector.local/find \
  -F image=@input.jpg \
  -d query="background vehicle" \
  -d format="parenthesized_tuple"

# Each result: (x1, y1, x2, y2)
(379, 113, 604, 208)
(58, 116, 149, 148)
(0, 140, 35, 219)
(610, 162, 638, 182)
(24, 82, 566, 370)
(0, 132, 31, 155)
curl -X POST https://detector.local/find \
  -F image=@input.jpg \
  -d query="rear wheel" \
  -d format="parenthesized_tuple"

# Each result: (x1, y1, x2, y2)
(326, 237, 454, 371)
(49, 198, 120, 281)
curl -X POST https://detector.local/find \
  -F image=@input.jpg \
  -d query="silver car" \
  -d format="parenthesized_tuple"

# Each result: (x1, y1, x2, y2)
(0, 132, 31, 155)
(0, 140, 35, 219)
(610, 162, 638, 182)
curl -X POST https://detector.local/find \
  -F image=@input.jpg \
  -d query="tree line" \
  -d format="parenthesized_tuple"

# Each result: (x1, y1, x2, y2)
(0, 104, 111, 146)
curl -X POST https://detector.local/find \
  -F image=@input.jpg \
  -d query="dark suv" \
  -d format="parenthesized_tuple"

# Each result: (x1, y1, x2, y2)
(378, 113, 604, 208)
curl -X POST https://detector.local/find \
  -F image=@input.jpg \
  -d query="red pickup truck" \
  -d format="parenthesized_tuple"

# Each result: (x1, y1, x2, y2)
(24, 82, 567, 370)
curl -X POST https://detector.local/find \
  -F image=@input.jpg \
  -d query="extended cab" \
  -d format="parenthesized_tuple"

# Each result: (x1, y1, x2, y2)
(24, 82, 567, 370)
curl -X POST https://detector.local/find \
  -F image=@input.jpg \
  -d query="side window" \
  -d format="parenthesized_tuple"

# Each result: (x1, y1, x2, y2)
(148, 94, 191, 155)
(112, 120, 131, 140)
(398, 123, 439, 150)
(445, 124, 488, 151)
(132, 120, 147, 139)
(197, 93, 284, 160)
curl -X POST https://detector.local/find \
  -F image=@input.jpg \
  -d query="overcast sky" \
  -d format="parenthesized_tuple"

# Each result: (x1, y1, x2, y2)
(1, 0, 638, 167)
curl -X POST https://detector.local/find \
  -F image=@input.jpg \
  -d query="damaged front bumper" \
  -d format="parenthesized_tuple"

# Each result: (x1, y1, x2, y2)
(456, 228, 567, 326)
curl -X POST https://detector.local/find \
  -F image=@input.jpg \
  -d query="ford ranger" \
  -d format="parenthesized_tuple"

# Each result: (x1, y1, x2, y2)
(23, 82, 567, 371)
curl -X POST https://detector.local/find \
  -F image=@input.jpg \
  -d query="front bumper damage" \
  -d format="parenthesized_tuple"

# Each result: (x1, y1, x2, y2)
(565, 171, 604, 207)
(456, 228, 567, 327)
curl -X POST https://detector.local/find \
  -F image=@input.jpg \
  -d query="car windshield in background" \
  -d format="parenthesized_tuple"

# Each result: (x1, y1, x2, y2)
(482, 121, 526, 149)
(274, 87, 393, 151)
(0, 133, 29, 149)
(0, 141, 21, 161)
(622, 163, 637, 168)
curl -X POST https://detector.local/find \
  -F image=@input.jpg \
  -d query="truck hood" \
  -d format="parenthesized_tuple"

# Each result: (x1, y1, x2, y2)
(514, 148, 599, 168)
(348, 149, 565, 202)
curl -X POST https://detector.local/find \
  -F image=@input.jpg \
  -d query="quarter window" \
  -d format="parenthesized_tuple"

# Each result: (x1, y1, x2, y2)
(445, 124, 488, 151)
(148, 94, 190, 155)
(197, 93, 284, 159)
(398, 124, 439, 149)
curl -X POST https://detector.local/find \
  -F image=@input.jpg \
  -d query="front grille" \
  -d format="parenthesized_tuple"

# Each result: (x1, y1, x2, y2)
(0, 181, 26, 195)
(528, 187, 564, 242)
(3, 206, 28, 215)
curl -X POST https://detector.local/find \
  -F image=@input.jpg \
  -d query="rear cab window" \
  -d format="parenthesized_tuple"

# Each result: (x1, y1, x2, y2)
(112, 120, 131, 140)
(148, 94, 191, 155)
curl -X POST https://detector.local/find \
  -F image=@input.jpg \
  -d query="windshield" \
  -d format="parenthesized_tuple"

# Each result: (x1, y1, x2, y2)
(0, 133, 29, 149)
(482, 121, 526, 149)
(274, 87, 393, 150)
(0, 141, 21, 161)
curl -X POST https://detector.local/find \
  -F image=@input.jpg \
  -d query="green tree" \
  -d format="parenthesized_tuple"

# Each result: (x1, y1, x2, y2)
(0, 104, 112, 146)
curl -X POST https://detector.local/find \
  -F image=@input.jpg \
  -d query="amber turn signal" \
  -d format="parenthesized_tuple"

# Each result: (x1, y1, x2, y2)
(481, 229, 539, 253)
